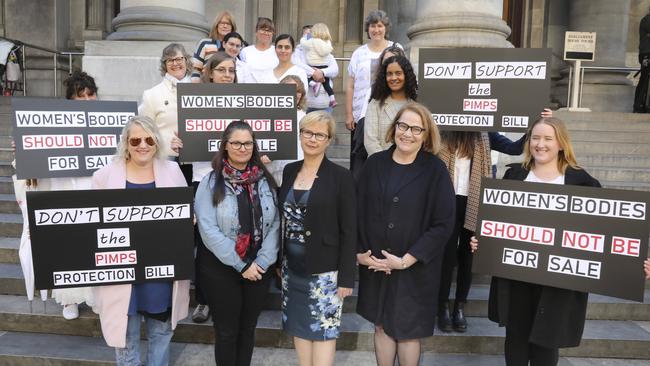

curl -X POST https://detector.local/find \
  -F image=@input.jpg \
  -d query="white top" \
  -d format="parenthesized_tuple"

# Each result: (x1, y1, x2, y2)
(239, 45, 278, 71)
(525, 171, 565, 185)
(300, 37, 333, 66)
(243, 64, 308, 90)
(347, 41, 398, 123)
(266, 109, 306, 185)
(454, 156, 471, 196)
(292, 51, 339, 110)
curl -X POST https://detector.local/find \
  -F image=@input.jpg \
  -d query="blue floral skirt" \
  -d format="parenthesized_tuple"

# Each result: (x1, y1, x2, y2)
(281, 256, 343, 341)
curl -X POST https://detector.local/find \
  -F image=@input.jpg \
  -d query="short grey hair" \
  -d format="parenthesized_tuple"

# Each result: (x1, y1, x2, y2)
(159, 43, 192, 77)
(364, 10, 391, 40)
(116, 115, 165, 161)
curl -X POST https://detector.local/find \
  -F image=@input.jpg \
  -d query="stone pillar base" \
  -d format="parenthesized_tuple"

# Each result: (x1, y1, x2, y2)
(407, 11, 512, 66)
(82, 40, 196, 102)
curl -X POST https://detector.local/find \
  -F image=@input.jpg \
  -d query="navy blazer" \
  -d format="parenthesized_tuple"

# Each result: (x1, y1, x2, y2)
(278, 156, 357, 288)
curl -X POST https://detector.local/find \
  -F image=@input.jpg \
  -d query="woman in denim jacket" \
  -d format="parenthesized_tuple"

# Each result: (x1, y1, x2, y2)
(195, 120, 280, 366)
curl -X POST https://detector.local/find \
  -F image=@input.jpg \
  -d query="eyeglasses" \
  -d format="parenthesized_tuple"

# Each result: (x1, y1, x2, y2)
(395, 121, 425, 136)
(165, 56, 186, 65)
(300, 129, 329, 141)
(218, 21, 232, 27)
(129, 137, 156, 147)
(258, 28, 274, 34)
(228, 141, 255, 150)
(213, 67, 236, 75)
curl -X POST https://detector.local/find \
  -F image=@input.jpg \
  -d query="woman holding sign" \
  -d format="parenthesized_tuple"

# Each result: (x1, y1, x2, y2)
(195, 121, 280, 366)
(356, 102, 455, 366)
(278, 111, 356, 366)
(92, 116, 190, 366)
(471, 117, 600, 366)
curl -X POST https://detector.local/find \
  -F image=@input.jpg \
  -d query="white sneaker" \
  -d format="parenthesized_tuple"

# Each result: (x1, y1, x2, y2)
(62, 304, 79, 320)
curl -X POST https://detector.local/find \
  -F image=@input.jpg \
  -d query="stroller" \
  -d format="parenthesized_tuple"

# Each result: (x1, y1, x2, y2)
(0, 38, 24, 96)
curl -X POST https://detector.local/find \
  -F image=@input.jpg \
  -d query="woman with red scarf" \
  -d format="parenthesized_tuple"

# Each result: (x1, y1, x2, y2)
(194, 120, 280, 366)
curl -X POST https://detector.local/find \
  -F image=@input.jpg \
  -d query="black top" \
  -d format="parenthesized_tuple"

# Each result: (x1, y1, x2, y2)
(278, 157, 357, 288)
(640, 14, 650, 55)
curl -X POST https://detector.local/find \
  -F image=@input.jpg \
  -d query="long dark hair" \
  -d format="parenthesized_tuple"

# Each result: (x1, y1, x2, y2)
(441, 131, 481, 159)
(209, 121, 277, 204)
(369, 55, 417, 106)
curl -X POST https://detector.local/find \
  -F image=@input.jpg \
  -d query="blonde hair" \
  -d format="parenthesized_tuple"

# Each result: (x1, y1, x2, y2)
(280, 75, 306, 111)
(522, 117, 579, 173)
(210, 11, 237, 40)
(300, 110, 336, 138)
(385, 102, 441, 154)
(116, 116, 165, 161)
(311, 23, 332, 42)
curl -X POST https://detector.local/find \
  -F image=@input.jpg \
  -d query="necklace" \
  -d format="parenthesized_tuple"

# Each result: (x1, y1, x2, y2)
(296, 168, 318, 189)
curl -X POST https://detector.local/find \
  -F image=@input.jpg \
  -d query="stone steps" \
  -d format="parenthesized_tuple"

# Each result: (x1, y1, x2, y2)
(2, 331, 647, 366)
(0, 294, 649, 358)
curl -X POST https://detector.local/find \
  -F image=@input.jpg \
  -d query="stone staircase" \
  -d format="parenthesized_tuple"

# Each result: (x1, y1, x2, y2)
(1, 98, 650, 364)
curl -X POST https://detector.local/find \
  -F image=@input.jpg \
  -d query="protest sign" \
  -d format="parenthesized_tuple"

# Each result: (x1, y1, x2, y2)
(28, 187, 194, 289)
(12, 97, 136, 179)
(418, 48, 551, 132)
(473, 178, 649, 302)
(177, 83, 297, 161)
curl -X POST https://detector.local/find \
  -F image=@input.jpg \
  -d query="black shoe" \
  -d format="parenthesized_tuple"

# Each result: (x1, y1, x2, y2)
(452, 301, 467, 332)
(437, 302, 453, 332)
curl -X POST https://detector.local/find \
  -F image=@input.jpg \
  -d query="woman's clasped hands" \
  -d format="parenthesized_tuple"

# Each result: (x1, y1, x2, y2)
(357, 250, 413, 275)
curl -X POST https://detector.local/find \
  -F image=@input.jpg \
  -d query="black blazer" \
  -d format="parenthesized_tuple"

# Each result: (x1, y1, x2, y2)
(278, 156, 357, 288)
(488, 163, 601, 349)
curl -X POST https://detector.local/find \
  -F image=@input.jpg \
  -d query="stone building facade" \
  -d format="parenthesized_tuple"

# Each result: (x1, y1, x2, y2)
(0, 0, 647, 111)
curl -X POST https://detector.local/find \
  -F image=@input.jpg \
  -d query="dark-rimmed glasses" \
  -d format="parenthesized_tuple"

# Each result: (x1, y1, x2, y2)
(395, 121, 424, 136)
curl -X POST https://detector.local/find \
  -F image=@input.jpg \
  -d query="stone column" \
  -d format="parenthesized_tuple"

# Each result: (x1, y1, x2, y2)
(107, 0, 209, 41)
(407, 0, 512, 65)
(565, 0, 633, 112)
(83, 0, 107, 40)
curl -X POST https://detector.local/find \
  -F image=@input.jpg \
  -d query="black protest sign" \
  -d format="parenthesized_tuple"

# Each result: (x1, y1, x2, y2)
(28, 187, 194, 289)
(177, 83, 297, 161)
(11, 97, 136, 179)
(418, 48, 551, 132)
(473, 178, 649, 302)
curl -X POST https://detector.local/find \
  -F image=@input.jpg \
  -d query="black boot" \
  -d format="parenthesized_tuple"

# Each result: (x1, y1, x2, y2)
(437, 301, 453, 332)
(452, 301, 467, 332)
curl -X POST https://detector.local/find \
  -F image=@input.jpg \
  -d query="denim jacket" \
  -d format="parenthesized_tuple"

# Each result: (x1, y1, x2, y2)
(195, 172, 280, 272)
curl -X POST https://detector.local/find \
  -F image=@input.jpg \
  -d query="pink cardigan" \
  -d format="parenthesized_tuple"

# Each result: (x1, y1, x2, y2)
(91, 158, 191, 348)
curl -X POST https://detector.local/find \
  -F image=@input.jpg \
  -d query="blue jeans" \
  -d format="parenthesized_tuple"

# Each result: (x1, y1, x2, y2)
(115, 314, 173, 366)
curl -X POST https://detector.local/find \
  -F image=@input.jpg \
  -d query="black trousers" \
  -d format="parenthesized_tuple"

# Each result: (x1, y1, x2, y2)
(197, 244, 271, 366)
(504, 280, 559, 366)
(438, 195, 474, 306)
(309, 65, 334, 96)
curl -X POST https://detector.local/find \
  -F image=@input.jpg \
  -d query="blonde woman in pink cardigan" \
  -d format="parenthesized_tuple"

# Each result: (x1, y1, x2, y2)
(92, 116, 190, 366)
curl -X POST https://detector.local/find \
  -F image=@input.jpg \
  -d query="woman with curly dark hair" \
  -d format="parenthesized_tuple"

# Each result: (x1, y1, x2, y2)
(363, 55, 417, 156)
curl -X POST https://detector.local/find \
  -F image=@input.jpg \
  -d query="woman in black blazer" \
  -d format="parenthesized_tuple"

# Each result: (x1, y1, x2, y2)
(278, 110, 356, 366)
(356, 102, 455, 366)
(472, 117, 600, 366)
